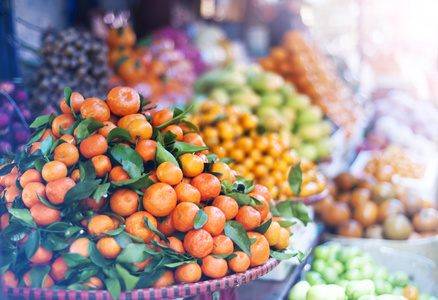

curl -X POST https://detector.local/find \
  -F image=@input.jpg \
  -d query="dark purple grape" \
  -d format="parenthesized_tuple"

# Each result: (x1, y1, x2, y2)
(15, 90, 28, 103)
(14, 127, 30, 143)
(0, 141, 12, 154)
(0, 113, 10, 128)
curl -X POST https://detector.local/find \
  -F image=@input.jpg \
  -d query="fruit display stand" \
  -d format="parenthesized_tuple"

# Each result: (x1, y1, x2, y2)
(1, 258, 279, 300)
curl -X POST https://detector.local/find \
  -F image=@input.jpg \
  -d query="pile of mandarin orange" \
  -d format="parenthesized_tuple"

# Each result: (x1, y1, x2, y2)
(0, 86, 294, 293)
(190, 100, 327, 200)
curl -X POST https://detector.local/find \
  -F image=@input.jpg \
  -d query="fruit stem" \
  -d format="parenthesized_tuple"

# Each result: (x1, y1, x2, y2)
(0, 90, 30, 133)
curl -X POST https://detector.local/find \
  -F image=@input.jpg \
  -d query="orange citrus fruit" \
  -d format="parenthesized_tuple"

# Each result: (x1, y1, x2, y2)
(46, 177, 76, 205)
(41, 161, 68, 182)
(80, 98, 111, 122)
(191, 173, 221, 201)
(106, 86, 140, 116)
(110, 188, 139, 217)
(156, 162, 183, 185)
(201, 255, 228, 278)
(172, 202, 199, 232)
(126, 211, 157, 243)
(143, 183, 177, 217)
(183, 229, 213, 258)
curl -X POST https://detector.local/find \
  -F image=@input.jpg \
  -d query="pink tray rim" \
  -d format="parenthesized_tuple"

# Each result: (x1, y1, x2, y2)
(1, 258, 279, 300)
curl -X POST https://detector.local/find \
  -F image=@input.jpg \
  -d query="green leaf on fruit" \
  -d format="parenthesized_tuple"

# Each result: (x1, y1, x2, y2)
(224, 220, 252, 257)
(144, 216, 169, 244)
(92, 183, 110, 202)
(111, 173, 155, 190)
(288, 162, 302, 196)
(269, 249, 299, 261)
(155, 142, 179, 167)
(155, 103, 195, 130)
(105, 278, 121, 300)
(106, 127, 133, 143)
(88, 241, 109, 268)
(30, 265, 50, 288)
(29, 113, 56, 129)
(24, 230, 41, 259)
(173, 142, 208, 158)
(9, 208, 36, 227)
(218, 157, 235, 164)
(40, 134, 54, 156)
(115, 263, 139, 290)
(253, 218, 272, 235)
(64, 179, 101, 204)
(110, 145, 144, 177)
(194, 210, 208, 229)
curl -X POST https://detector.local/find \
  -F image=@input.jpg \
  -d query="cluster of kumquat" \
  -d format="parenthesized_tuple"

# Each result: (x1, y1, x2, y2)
(107, 26, 195, 110)
(190, 100, 327, 201)
(0, 86, 302, 297)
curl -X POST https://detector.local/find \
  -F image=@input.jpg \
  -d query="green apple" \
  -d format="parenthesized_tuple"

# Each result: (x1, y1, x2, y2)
(361, 264, 375, 280)
(321, 267, 339, 284)
(344, 269, 363, 281)
(260, 92, 284, 107)
(296, 106, 323, 125)
(305, 271, 325, 286)
(248, 72, 284, 92)
(296, 143, 318, 161)
(417, 294, 431, 300)
(230, 88, 260, 108)
(285, 94, 311, 110)
(346, 280, 375, 300)
(257, 107, 284, 131)
(314, 245, 331, 260)
(280, 82, 296, 96)
(336, 279, 350, 288)
(306, 285, 336, 300)
(288, 281, 311, 300)
(327, 284, 346, 300)
(327, 260, 344, 275)
(389, 271, 409, 287)
(289, 135, 303, 149)
(282, 107, 296, 123)
(327, 243, 342, 258)
(374, 279, 392, 295)
(337, 246, 361, 263)
(346, 257, 368, 270)
(296, 123, 326, 141)
(373, 266, 389, 281)
(314, 138, 332, 158)
(209, 88, 229, 105)
(392, 287, 404, 296)
(312, 259, 327, 274)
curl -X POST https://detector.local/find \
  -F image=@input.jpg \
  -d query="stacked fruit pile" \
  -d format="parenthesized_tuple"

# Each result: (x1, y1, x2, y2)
(364, 146, 426, 181)
(259, 31, 363, 136)
(190, 100, 327, 200)
(0, 86, 306, 298)
(315, 173, 438, 240)
(107, 26, 196, 109)
(194, 64, 333, 161)
(0, 82, 32, 155)
(30, 28, 112, 113)
(288, 243, 435, 300)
